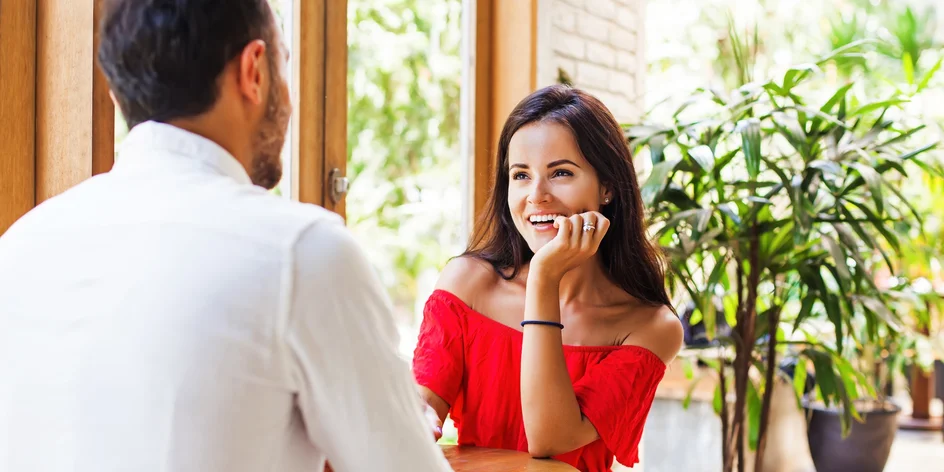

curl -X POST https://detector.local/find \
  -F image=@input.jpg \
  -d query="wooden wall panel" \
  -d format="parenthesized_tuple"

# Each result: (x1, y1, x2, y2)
(322, 0, 348, 217)
(471, 0, 538, 228)
(291, 0, 347, 218)
(0, 0, 37, 234)
(35, 0, 113, 203)
(292, 0, 326, 207)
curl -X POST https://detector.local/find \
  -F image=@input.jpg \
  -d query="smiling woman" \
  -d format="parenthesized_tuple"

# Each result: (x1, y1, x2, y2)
(412, 84, 683, 472)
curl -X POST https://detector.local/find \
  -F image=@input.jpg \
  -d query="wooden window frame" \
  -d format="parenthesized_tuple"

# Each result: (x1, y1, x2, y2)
(0, 0, 347, 237)
(0, 0, 37, 234)
(291, 0, 348, 217)
(1, 0, 531, 235)
(469, 0, 538, 231)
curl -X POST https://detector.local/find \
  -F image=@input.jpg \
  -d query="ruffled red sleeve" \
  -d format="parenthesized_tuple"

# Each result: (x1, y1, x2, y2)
(411, 290, 466, 406)
(573, 346, 667, 466)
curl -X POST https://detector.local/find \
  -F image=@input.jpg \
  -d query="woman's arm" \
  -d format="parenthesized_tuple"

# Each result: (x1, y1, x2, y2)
(519, 212, 610, 457)
(419, 385, 450, 438)
(520, 268, 601, 457)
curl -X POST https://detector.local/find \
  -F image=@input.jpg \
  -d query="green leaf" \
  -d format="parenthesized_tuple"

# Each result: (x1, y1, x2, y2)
(682, 357, 695, 380)
(834, 369, 856, 437)
(876, 124, 926, 150)
(747, 379, 762, 451)
(897, 142, 938, 163)
(689, 145, 715, 172)
(737, 118, 762, 179)
(793, 358, 808, 406)
(683, 376, 703, 410)
(917, 56, 943, 92)
(857, 295, 904, 332)
(782, 63, 819, 91)
(848, 99, 908, 117)
(809, 159, 844, 178)
(663, 187, 701, 210)
(650, 135, 666, 164)
(848, 162, 884, 215)
(903, 52, 915, 85)
(641, 158, 680, 205)
(815, 39, 876, 66)
(846, 200, 900, 252)
(793, 292, 816, 333)
(819, 83, 855, 117)
(822, 234, 851, 283)
(807, 350, 837, 405)
(723, 294, 738, 328)
(833, 356, 861, 405)
(825, 294, 844, 354)
(713, 382, 723, 415)
(718, 202, 742, 226)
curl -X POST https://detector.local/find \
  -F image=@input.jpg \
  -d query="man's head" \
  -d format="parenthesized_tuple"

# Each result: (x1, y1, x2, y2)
(98, 0, 291, 189)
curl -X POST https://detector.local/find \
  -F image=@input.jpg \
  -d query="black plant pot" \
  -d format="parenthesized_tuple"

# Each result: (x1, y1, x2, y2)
(804, 402, 900, 472)
(935, 360, 944, 401)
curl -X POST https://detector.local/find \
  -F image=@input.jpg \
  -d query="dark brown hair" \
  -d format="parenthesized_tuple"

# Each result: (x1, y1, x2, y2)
(98, 0, 276, 129)
(464, 84, 671, 308)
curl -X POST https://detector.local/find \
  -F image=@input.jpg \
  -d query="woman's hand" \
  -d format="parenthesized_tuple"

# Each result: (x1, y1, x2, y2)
(531, 211, 610, 280)
(424, 403, 443, 441)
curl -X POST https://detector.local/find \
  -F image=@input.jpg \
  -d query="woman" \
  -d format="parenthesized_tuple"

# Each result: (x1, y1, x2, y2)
(413, 85, 683, 472)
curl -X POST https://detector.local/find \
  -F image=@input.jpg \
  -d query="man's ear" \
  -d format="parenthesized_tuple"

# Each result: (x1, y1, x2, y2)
(236, 39, 268, 105)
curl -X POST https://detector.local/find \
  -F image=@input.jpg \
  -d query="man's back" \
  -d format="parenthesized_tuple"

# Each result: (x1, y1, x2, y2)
(0, 122, 450, 471)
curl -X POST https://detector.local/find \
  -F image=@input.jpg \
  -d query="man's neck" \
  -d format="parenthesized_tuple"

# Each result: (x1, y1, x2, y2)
(166, 117, 252, 173)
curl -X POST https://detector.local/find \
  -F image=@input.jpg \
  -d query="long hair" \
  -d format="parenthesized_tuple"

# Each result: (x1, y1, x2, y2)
(464, 85, 671, 308)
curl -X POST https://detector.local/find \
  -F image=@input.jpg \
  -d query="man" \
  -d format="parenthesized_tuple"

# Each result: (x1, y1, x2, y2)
(0, 1, 451, 471)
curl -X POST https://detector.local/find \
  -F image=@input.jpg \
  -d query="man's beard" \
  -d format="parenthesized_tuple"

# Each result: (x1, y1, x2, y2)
(249, 67, 291, 190)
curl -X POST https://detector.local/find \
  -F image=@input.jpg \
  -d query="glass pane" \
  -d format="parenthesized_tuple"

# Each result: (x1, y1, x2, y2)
(346, 0, 465, 360)
(269, 0, 294, 198)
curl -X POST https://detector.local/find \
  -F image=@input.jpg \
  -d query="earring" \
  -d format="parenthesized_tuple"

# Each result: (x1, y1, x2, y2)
(604, 197, 610, 204)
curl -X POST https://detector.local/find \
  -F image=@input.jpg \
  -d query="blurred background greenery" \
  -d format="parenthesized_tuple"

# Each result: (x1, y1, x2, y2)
(346, 0, 465, 340)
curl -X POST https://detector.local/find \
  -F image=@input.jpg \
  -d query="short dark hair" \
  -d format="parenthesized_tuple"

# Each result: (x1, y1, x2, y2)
(466, 85, 672, 309)
(98, 0, 276, 129)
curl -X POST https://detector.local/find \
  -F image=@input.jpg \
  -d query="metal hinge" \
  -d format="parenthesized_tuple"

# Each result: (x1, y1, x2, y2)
(328, 167, 349, 203)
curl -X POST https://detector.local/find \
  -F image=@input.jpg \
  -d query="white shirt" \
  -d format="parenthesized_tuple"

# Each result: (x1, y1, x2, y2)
(0, 122, 453, 472)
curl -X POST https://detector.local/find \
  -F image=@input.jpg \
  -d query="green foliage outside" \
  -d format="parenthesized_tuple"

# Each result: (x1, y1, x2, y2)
(638, 1, 943, 468)
(347, 0, 465, 328)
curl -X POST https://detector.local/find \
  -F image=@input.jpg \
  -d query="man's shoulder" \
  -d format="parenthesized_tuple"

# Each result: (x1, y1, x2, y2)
(231, 190, 347, 242)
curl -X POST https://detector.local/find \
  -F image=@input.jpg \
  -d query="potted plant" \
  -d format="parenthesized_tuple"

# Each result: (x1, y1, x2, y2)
(626, 41, 939, 472)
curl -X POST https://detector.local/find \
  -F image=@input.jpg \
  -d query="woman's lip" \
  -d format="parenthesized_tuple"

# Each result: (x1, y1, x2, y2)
(530, 222, 558, 232)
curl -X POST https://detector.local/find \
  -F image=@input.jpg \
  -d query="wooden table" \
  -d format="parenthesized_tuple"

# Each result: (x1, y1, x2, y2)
(441, 445, 577, 471)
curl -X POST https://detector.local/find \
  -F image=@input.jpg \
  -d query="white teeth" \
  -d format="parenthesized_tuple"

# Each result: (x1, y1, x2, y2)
(529, 214, 563, 223)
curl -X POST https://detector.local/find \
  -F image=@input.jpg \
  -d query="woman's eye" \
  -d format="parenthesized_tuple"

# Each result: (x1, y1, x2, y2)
(512, 172, 529, 180)
(553, 169, 573, 177)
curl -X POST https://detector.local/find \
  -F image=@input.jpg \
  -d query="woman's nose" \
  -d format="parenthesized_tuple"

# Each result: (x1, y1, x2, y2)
(526, 180, 550, 204)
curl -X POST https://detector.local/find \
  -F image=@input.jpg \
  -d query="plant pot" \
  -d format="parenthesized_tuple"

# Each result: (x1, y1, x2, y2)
(934, 360, 944, 401)
(804, 401, 900, 472)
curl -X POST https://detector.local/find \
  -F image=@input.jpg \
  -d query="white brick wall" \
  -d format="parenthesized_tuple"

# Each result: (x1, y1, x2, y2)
(537, 0, 646, 124)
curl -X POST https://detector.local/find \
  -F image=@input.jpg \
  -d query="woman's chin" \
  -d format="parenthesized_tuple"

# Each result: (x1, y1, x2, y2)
(525, 236, 553, 254)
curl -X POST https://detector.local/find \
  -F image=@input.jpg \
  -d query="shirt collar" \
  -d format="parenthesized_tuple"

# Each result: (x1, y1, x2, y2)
(114, 121, 253, 186)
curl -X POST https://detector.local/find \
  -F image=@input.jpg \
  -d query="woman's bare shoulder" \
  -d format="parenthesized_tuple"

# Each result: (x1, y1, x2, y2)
(434, 255, 502, 309)
(622, 304, 684, 364)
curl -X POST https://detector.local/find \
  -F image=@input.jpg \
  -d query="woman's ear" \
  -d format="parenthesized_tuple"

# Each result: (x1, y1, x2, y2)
(601, 188, 613, 205)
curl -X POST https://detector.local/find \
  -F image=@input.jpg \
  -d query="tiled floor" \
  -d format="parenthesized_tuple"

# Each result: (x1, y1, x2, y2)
(885, 429, 944, 472)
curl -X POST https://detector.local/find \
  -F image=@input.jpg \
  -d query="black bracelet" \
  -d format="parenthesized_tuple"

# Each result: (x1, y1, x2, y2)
(520, 320, 564, 329)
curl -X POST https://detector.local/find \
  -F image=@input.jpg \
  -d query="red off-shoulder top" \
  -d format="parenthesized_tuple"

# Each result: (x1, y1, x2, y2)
(412, 289, 667, 472)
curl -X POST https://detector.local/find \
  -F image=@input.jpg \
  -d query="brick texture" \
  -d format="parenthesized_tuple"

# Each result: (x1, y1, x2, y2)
(537, 0, 646, 124)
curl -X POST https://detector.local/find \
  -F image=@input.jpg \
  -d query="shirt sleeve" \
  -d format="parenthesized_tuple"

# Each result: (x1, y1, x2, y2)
(572, 347, 667, 467)
(411, 290, 465, 407)
(285, 220, 452, 472)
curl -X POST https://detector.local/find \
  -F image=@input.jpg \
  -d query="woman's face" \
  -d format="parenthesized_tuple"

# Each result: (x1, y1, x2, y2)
(506, 121, 610, 253)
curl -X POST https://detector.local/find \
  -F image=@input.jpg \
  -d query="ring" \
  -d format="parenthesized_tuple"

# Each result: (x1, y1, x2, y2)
(582, 223, 595, 232)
